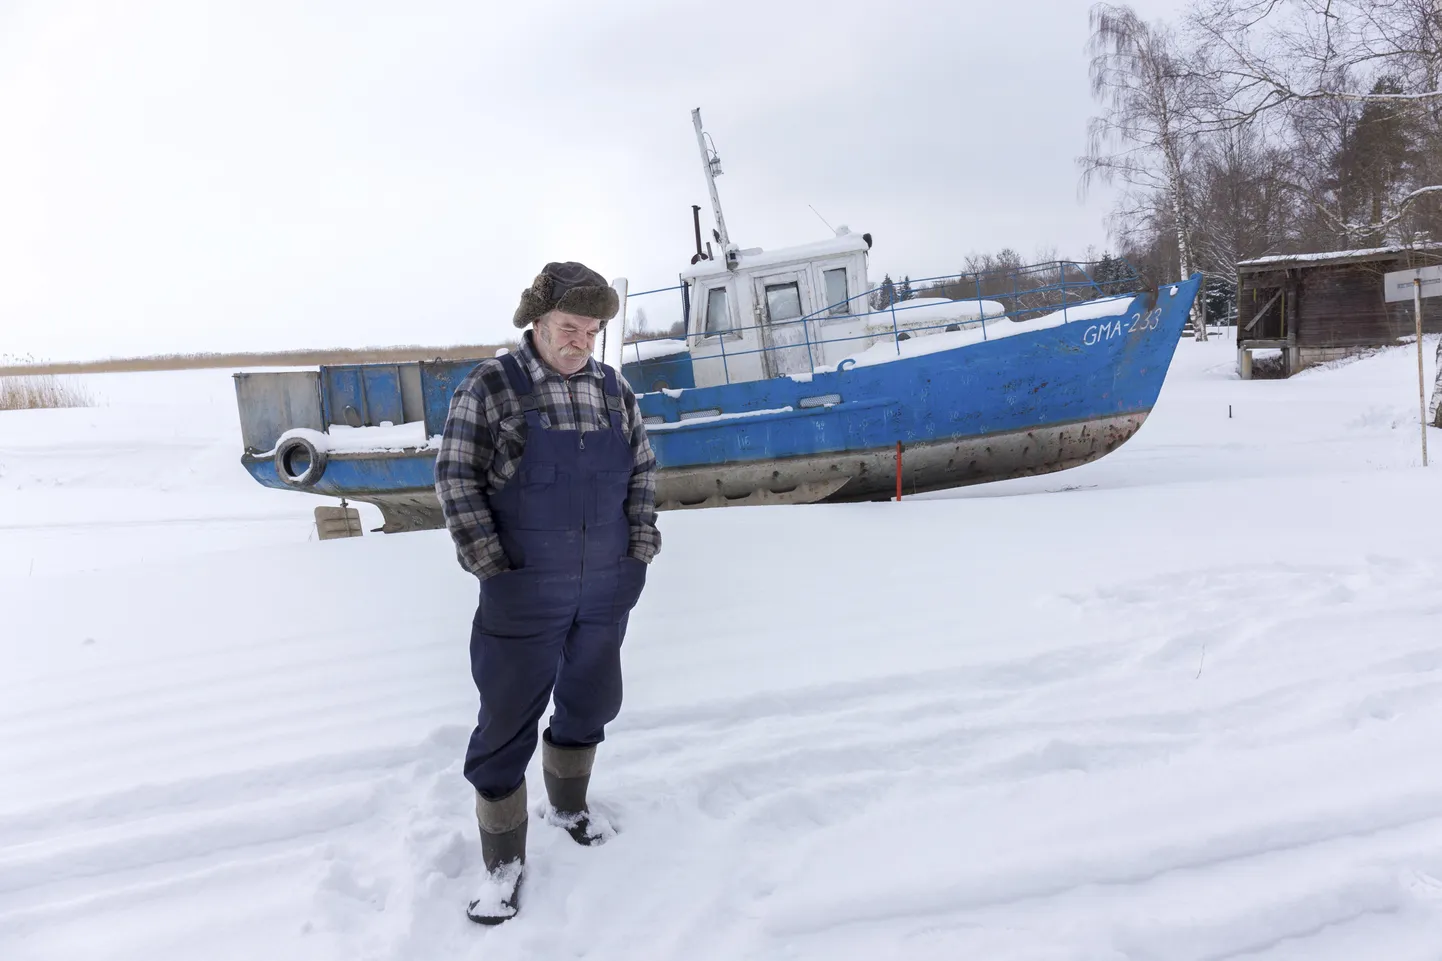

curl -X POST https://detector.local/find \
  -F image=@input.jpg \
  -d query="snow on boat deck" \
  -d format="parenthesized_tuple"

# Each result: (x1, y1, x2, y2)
(3, 337, 1442, 960)
(829, 294, 1136, 370)
(622, 339, 689, 364)
(265, 421, 439, 455)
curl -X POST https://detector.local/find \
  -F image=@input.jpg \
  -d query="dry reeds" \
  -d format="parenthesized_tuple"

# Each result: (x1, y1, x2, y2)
(0, 374, 94, 411)
(1, 354, 94, 410)
(0, 344, 504, 378)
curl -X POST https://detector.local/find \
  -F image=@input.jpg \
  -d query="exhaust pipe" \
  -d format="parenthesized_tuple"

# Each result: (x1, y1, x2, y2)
(690, 205, 708, 264)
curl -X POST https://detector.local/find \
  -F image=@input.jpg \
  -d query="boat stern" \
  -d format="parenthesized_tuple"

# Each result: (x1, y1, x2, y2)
(233, 359, 487, 532)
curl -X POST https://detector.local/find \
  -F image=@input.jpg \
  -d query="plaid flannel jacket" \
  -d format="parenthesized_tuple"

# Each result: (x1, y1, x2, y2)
(434, 333, 661, 580)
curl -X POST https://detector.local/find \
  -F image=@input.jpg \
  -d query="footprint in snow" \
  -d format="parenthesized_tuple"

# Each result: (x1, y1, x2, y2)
(1401, 868, 1442, 902)
(318, 857, 390, 910)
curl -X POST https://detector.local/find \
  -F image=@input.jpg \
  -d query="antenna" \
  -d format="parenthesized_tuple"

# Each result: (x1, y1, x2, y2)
(808, 204, 836, 234)
(691, 108, 732, 253)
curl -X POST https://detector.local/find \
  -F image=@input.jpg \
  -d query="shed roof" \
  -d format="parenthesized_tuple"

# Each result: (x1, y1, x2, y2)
(1237, 243, 1442, 272)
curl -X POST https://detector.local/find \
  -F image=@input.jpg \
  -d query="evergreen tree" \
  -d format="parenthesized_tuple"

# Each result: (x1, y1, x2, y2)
(870, 273, 898, 310)
(1204, 277, 1236, 326)
(1091, 252, 1127, 294)
(1325, 76, 1422, 247)
(899, 275, 914, 301)
(1094, 253, 1117, 294)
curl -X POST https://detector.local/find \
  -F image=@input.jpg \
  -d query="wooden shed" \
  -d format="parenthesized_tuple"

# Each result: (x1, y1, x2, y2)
(1235, 244, 1442, 378)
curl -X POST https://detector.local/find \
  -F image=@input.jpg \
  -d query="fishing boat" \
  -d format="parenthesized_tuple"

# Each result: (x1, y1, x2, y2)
(233, 109, 1201, 531)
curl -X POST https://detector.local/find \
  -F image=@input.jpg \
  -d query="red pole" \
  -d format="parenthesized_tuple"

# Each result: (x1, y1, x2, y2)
(895, 441, 903, 501)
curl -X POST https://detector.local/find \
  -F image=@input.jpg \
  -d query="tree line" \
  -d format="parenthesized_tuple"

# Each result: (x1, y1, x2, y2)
(1081, 0, 1442, 338)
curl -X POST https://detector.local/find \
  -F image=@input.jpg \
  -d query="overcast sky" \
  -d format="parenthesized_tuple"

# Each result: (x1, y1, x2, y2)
(0, 0, 1189, 361)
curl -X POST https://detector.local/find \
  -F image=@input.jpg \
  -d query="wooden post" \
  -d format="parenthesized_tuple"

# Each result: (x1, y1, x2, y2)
(1430, 333, 1442, 428)
(1196, 269, 1208, 341)
(1415, 278, 1429, 467)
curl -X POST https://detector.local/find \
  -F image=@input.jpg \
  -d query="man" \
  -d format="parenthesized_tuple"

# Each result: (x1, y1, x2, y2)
(434, 261, 660, 925)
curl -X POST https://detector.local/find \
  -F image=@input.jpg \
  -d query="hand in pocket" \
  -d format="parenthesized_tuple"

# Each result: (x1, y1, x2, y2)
(612, 556, 648, 620)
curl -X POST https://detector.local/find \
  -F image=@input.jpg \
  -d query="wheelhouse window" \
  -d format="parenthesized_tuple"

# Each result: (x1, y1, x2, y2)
(823, 268, 849, 316)
(704, 286, 733, 335)
(764, 282, 803, 323)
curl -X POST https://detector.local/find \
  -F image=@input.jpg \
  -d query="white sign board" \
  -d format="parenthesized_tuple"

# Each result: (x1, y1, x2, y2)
(1383, 265, 1442, 302)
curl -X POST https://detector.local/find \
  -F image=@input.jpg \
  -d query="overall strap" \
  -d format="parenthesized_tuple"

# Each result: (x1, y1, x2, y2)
(497, 352, 542, 417)
(600, 364, 625, 432)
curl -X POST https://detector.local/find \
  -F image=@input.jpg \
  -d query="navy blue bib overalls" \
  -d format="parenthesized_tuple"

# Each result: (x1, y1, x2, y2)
(463, 353, 648, 800)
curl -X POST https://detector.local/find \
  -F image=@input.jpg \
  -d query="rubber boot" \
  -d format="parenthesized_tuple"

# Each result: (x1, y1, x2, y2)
(542, 730, 603, 846)
(466, 781, 527, 925)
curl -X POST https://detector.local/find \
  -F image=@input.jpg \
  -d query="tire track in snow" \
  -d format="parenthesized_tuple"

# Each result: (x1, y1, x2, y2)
(0, 611, 461, 713)
(610, 558, 1442, 957)
(0, 784, 379, 907)
(9, 555, 1442, 959)
(761, 787, 1442, 938)
(0, 728, 469, 931)
(0, 655, 469, 766)
(612, 641, 1126, 739)
(0, 730, 466, 845)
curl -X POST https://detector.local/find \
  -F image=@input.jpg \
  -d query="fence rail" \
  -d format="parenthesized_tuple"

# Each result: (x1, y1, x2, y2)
(623, 258, 1143, 383)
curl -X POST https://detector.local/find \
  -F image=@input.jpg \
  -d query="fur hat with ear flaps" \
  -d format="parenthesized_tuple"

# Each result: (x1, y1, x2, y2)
(512, 261, 619, 329)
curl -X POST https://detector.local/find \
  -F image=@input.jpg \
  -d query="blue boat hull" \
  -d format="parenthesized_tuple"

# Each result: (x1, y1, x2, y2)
(636, 278, 1196, 507)
(240, 277, 1199, 529)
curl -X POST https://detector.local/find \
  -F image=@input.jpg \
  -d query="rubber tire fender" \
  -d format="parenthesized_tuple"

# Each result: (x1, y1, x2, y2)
(275, 435, 327, 487)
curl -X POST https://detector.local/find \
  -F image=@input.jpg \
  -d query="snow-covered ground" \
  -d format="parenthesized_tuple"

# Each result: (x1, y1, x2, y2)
(2, 334, 1442, 960)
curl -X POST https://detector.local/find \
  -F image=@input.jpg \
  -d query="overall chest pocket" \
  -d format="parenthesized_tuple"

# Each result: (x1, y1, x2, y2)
(522, 463, 556, 487)
(593, 469, 631, 518)
(517, 462, 571, 530)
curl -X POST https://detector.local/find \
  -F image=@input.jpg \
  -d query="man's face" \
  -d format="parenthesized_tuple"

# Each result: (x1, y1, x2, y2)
(535, 310, 601, 373)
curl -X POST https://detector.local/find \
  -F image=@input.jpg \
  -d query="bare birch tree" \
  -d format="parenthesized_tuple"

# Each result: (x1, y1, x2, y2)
(1191, 0, 1442, 241)
(1081, 3, 1213, 339)
(1191, 0, 1442, 414)
(1191, 123, 1296, 274)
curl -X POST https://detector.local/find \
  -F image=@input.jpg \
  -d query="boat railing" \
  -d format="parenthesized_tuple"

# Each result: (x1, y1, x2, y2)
(622, 257, 1143, 384)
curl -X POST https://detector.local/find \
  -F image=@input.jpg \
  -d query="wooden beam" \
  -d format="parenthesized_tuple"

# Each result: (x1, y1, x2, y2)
(1244, 288, 1283, 332)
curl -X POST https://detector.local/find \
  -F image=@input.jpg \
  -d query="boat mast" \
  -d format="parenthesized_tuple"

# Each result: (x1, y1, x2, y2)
(691, 108, 732, 256)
